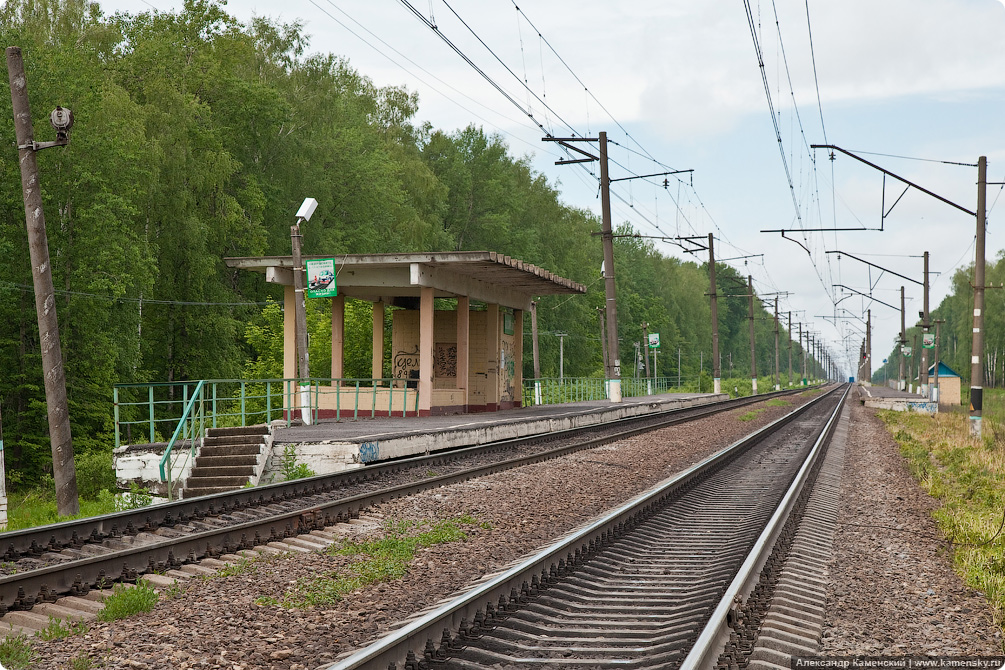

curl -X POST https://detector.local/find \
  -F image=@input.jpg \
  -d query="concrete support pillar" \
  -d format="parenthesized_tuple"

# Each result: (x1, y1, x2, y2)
(514, 309, 524, 406)
(486, 303, 500, 411)
(456, 297, 469, 410)
(372, 301, 384, 381)
(418, 287, 434, 416)
(332, 294, 345, 381)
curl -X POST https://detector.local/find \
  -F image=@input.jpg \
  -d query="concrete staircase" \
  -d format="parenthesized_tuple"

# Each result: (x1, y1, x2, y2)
(183, 425, 271, 498)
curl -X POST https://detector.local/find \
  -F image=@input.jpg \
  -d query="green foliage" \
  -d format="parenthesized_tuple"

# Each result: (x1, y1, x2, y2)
(117, 482, 153, 511)
(0, 635, 35, 670)
(5, 481, 117, 531)
(36, 616, 89, 641)
(0, 0, 801, 492)
(74, 450, 117, 500)
(880, 409, 1005, 627)
(765, 398, 790, 407)
(97, 581, 159, 622)
(738, 410, 763, 422)
(69, 655, 96, 670)
(211, 556, 260, 579)
(279, 516, 479, 608)
(280, 445, 316, 481)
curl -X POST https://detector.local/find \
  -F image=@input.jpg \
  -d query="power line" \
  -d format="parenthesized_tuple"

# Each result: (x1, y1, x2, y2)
(396, 0, 555, 136)
(312, 0, 559, 158)
(0, 281, 270, 307)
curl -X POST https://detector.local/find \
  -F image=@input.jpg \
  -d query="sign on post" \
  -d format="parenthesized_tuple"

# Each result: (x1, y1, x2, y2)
(902, 346, 912, 357)
(922, 333, 935, 349)
(648, 333, 660, 349)
(306, 258, 337, 298)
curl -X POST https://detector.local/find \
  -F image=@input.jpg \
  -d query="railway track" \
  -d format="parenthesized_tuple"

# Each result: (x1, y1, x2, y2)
(323, 384, 847, 670)
(0, 388, 816, 624)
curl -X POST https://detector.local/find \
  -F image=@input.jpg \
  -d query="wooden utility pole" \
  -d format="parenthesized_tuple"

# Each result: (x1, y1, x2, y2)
(799, 322, 806, 385)
(708, 233, 721, 394)
(544, 133, 621, 401)
(913, 332, 920, 392)
(291, 220, 310, 424)
(7, 46, 78, 516)
(597, 132, 621, 401)
(748, 275, 757, 394)
(597, 308, 609, 374)
(290, 197, 317, 425)
(970, 156, 988, 436)
(530, 300, 541, 404)
(934, 319, 945, 404)
(556, 332, 567, 382)
(866, 309, 872, 384)
(530, 301, 541, 380)
(773, 296, 780, 390)
(641, 322, 652, 394)
(787, 311, 793, 385)
(899, 286, 906, 391)
(920, 251, 930, 397)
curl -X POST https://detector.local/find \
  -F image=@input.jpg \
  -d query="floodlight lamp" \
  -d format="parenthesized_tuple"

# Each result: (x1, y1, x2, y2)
(296, 198, 318, 222)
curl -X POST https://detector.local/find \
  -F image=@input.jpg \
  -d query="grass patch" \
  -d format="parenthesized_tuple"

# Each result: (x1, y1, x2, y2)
(69, 655, 97, 670)
(210, 556, 258, 579)
(5, 477, 153, 533)
(279, 515, 485, 609)
(98, 581, 159, 622)
(5, 487, 118, 532)
(879, 409, 1005, 627)
(739, 409, 763, 421)
(765, 398, 790, 407)
(36, 616, 88, 641)
(0, 635, 35, 669)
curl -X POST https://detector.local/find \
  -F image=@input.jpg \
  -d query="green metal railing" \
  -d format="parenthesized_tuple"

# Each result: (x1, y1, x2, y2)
(114, 378, 421, 452)
(521, 377, 678, 406)
(159, 380, 206, 501)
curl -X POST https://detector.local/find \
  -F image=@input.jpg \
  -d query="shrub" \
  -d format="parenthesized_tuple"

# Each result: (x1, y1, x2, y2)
(74, 450, 117, 500)
(280, 445, 316, 481)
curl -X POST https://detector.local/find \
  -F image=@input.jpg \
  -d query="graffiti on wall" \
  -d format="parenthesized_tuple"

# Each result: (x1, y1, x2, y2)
(360, 441, 380, 463)
(434, 342, 457, 378)
(393, 345, 420, 380)
(500, 340, 516, 401)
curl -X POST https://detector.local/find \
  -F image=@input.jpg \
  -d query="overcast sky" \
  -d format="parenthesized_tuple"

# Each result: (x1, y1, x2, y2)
(100, 0, 1005, 378)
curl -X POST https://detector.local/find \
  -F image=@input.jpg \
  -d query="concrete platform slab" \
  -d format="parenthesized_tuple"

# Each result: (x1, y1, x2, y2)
(857, 385, 937, 414)
(271, 391, 728, 469)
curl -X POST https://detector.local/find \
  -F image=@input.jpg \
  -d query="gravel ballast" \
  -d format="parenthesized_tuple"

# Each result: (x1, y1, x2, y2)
(31, 390, 1002, 669)
(820, 398, 1002, 654)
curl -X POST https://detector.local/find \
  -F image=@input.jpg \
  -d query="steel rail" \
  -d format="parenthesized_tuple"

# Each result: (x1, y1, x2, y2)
(0, 388, 810, 563)
(321, 385, 844, 670)
(679, 383, 849, 670)
(0, 388, 821, 611)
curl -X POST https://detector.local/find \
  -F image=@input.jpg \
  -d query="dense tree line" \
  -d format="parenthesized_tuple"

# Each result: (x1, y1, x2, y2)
(0, 0, 801, 489)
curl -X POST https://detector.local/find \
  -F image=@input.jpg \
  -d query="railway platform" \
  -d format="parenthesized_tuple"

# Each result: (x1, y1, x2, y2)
(272, 391, 729, 472)
(856, 384, 937, 413)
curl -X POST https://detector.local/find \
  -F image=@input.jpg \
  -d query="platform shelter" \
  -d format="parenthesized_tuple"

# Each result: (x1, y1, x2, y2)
(225, 252, 585, 417)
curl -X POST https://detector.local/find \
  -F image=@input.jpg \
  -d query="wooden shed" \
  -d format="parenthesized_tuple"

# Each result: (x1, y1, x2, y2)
(929, 361, 961, 406)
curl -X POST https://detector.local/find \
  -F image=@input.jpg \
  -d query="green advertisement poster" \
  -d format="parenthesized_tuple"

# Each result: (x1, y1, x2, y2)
(306, 258, 337, 298)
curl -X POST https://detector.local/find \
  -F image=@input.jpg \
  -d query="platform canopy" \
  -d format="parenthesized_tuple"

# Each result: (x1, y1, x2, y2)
(225, 251, 585, 310)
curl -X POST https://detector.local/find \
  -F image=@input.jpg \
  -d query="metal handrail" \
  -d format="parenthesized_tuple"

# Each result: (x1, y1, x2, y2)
(159, 380, 206, 500)
(115, 377, 422, 449)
